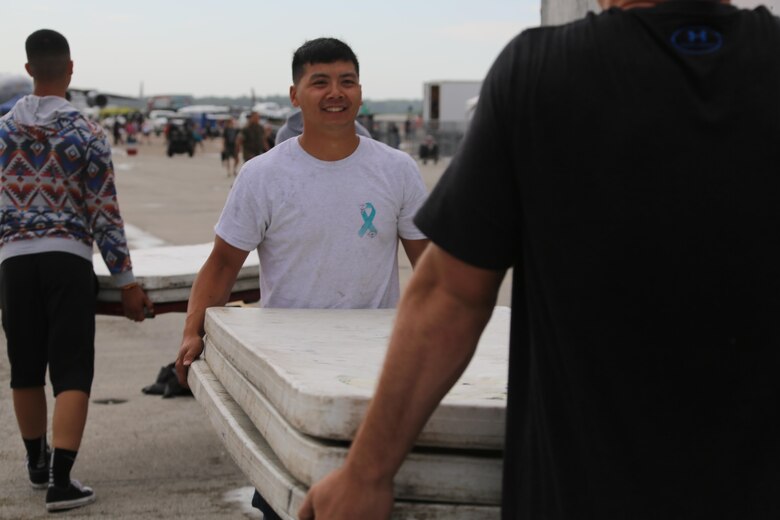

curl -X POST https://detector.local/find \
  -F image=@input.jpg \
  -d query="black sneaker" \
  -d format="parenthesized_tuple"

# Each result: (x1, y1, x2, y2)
(26, 448, 50, 490)
(45, 479, 96, 512)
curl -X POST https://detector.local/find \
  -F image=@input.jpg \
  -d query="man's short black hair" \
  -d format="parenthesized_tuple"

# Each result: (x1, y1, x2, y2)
(25, 29, 71, 82)
(292, 37, 359, 85)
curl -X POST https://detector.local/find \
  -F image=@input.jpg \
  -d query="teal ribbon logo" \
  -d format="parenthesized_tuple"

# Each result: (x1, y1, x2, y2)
(359, 203, 377, 238)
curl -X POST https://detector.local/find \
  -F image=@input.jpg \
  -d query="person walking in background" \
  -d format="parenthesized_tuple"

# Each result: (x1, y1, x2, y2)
(192, 123, 205, 152)
(112, 117, 123, 145)
(140, 118, 152, 144)
(301, 1, 780, 518)
(237, 111, 265, 163)
(387, 122, 400, 149)
(0, 29, 153, 513)
(124, 118, 138, 143)
(221, 118, 239, 177)
(418, 134, 438, 164)
(175, 37, 429, 520)
(263, 122, 276, 151)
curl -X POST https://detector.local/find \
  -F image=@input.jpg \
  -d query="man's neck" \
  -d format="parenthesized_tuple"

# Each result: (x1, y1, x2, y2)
(32, 82, 67, 99)
(297, 127, 360, 161)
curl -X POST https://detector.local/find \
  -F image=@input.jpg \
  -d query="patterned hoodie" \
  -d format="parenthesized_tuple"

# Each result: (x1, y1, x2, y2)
(0, 95, 134, 287)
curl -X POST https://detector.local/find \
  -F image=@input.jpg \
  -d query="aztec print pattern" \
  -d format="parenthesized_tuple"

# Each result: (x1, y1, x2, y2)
(0, 109, 132, 275)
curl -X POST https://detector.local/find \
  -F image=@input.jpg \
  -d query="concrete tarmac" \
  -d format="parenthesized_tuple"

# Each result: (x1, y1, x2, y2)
(0, 134, 511, 519)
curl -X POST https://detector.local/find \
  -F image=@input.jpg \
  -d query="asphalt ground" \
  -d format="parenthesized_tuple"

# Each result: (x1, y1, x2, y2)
(0, 133, 511, 519)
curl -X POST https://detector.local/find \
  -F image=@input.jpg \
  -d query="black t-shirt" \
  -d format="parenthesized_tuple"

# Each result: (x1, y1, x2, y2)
(223, 127, 239, 148)
(415, 2, 780, 518)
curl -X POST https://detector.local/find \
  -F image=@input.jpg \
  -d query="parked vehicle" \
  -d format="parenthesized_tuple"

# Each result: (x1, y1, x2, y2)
(165, 118, 195, 157)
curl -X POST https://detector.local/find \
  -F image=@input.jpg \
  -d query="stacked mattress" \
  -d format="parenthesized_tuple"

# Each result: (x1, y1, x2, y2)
(93, 243, 260, 314)
(188, 307, 510, 519)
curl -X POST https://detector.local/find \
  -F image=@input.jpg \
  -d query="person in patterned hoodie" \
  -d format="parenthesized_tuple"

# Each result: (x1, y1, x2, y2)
(0, 29, 153, 513)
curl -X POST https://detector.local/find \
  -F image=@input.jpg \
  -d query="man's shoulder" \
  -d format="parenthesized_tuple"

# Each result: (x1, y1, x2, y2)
(59, 111, 106, 138)
(354, 138, 423, 187)
(83, 118, 108, 139)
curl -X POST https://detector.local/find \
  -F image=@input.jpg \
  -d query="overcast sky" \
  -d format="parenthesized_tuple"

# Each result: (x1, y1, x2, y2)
(0, 0, 542, 100)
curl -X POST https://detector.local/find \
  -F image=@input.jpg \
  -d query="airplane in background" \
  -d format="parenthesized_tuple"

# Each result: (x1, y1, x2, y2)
(65, 89, 141, 119)
(251, 101, 292, 121)
(1, 72, 140, 118)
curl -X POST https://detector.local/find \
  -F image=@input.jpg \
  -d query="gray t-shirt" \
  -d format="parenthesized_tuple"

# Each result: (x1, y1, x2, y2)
(216, 136, 427, 309)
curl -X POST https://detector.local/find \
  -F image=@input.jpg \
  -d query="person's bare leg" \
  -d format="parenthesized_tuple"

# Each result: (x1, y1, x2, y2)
(13, 387, 47, 439)
(51, 390, 89, 451)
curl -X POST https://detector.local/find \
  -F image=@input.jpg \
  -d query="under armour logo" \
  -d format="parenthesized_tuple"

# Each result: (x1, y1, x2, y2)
(687, 30, 709, 43)
(671, 26, 723, 55)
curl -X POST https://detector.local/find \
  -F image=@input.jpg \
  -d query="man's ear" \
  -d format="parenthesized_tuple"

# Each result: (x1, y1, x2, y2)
(24, 63, 34, 78)
(290, 85, 299, 107)
(67, 60, 74, 76)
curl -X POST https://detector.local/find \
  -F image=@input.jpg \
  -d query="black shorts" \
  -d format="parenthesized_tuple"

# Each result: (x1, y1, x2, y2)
(1, 252, 97, 395)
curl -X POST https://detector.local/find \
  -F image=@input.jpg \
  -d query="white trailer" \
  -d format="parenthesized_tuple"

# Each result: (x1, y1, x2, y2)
(422, 80, 482, 126)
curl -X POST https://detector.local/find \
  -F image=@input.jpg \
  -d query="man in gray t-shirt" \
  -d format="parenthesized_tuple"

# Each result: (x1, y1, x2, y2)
(216, 134, 426, 309)
(176, 37, 428, 382)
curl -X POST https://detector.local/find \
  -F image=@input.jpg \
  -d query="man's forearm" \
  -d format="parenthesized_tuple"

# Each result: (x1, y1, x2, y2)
(299, 246, 505, 519)
(343, 246, 502, 483)
(182, 248, 245, 338)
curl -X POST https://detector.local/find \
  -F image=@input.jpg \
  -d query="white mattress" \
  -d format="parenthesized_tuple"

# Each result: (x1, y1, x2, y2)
(203, 307, 509, 450)
(93, 243, 259, 303)
(203, 338, 503, 505)
(189, 359, 500, 519)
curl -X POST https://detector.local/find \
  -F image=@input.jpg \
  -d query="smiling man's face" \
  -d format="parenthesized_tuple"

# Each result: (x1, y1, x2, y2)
(290, 60, 362, 134)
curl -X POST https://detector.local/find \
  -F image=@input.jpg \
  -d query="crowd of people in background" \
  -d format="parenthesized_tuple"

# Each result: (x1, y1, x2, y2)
(95, 107, 438, 179)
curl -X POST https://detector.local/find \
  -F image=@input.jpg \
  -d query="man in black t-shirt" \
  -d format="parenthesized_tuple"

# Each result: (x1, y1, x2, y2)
(300, 1, 780, 519)
(221, 118, 239, 177)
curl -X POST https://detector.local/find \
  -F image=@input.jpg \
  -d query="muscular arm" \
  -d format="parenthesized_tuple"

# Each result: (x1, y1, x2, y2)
(400, 237, 429, 268)
(175, 236, 250, 386)
(299, 244, 506, 520)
